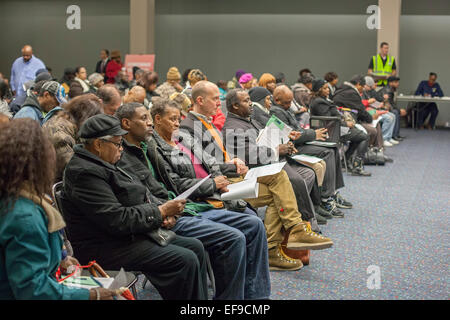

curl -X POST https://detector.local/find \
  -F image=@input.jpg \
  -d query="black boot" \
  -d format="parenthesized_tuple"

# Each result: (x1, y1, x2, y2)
(352, 156, 372, 176)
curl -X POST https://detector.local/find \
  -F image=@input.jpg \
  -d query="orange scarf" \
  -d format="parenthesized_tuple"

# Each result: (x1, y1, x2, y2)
(197, 116, 231, 162)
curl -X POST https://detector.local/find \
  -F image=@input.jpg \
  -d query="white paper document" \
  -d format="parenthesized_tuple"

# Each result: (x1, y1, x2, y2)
(62, 276, 114, 289)
(291, 154, 323, 164)
(174, 174, 211, 200)
(370, 118, 382, 128)
(305, 141, 337, 147)
(220, 162, 287, 201)
(244, 162, 287, 181)
(256, 115, 292, 149)
(220, 179, 259, 201)
(109, 268, 130, 300)
(370, 101, 383, 109)
(340, 126, 350, 136)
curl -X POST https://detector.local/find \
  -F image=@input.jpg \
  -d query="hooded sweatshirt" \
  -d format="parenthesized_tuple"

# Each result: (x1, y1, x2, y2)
(13, 92, 44, 125)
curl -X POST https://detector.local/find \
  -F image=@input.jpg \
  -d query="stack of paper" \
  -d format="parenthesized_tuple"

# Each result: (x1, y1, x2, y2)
(62, 276, 115, 289)
(220, 162, 287, 201)
(291, 154, 323, 164)
(221, 179, 259, 201)
(370, 101, 383, 109)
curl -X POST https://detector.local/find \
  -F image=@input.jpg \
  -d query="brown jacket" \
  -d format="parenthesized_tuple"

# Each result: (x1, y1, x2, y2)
(43, 113, 77, 181)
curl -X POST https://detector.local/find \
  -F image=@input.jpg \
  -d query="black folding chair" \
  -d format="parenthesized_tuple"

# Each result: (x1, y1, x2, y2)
(309, 115, 349, 173)
(52, 182, 139, 298)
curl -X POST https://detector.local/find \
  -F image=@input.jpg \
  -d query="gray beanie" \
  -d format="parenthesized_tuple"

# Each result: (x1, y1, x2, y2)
(88, 73, 104, 86)
(364, 76, 375, 87)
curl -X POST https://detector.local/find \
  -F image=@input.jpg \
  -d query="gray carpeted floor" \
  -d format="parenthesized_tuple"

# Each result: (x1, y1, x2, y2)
(136, 128, 450, 300)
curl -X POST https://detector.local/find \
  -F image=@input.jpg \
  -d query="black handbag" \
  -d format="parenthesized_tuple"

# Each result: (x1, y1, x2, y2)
(147, 228, 176, 246)
(364, 147, 385, 165)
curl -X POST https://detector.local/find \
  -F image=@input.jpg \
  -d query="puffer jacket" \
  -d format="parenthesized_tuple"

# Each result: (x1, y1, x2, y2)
(42, 113, 77, 181)
(332, 82, 373, 123)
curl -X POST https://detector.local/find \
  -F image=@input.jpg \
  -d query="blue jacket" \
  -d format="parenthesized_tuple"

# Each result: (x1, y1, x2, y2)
(415, 81, 444, 97)
(13, 93, 44, 125)
(0, 197, 90, 300)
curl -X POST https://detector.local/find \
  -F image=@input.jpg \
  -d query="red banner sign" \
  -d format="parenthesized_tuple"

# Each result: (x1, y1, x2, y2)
(124, 54, 155, 80)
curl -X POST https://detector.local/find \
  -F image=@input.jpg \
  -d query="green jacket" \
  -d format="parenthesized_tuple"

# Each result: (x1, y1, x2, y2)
(0, 197, 89, 300)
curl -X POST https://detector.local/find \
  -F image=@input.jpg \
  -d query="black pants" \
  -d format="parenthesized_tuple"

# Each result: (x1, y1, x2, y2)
(341, 127, 369, 159)
(417, 102, 439, 128)
(74, 235, 209, 300)
(296, 145, 345, 198)
(283, 161, 320, 221)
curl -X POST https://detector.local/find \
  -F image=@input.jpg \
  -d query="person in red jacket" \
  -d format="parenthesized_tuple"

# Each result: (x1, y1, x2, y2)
(212, 106, 226, 131)
(105, 50, 123, 84)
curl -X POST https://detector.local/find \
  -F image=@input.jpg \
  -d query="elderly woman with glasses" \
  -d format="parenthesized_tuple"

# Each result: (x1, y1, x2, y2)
(61, 114, 208, 300)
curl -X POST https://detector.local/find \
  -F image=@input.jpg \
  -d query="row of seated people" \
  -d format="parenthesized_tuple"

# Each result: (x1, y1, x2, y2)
(1, 75, 385, 300)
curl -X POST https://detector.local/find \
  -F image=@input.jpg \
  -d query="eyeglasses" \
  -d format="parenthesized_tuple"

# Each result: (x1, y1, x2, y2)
(101, 139, 123, 148)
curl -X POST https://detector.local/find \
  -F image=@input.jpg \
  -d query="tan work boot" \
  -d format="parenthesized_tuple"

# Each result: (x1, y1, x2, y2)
(268, 245, 303, 271)
(286, 222, 334, 250)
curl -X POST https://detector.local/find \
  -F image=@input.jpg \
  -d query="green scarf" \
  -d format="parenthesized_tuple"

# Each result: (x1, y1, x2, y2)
(140, 142, 213, 216)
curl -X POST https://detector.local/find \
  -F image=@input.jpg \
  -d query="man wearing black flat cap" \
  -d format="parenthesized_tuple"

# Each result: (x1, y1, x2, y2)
(62, 114, 209, 300)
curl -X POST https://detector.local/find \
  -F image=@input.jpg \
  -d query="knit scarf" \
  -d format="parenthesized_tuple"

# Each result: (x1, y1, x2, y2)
(195, 116, 231, 162)
(19, 189, 66, 233)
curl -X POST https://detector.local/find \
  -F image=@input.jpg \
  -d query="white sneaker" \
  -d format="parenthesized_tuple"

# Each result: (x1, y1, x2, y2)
(389, 139, 399, 145)
(383, 140, 393, 147)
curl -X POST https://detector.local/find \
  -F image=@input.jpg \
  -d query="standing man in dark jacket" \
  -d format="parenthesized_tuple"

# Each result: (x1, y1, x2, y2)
(62, 114, 209, 300)
(270, 85, 351, 218)
(95, 49, 111, 83)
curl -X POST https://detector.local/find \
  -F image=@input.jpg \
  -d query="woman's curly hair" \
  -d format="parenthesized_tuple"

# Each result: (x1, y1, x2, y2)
(61, 93, 104, 130)
(0, 118, 56, 214)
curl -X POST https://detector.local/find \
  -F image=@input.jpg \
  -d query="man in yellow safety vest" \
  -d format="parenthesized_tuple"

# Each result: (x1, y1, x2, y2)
(368, 42, 397, 86)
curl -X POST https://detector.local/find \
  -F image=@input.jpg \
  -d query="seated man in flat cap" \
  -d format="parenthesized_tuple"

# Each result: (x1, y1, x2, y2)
(115, 102, 271, 299)
(61, 114, 209, 300)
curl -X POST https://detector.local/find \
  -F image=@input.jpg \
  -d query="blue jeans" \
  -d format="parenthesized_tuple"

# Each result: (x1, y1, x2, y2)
(172, 207, 271, 300)
(380, 112, 395, 141)
(392, 108, 401, 138)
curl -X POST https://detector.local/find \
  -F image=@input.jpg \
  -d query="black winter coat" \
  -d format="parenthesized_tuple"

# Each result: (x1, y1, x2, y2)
(222, 112, 277, 168)
(150, 131, 218, 200)
(62, 145, 163, 249)
(151, 131, 249, 212)
(310, 96, 342, 118)
(332, 84, 373, 124)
